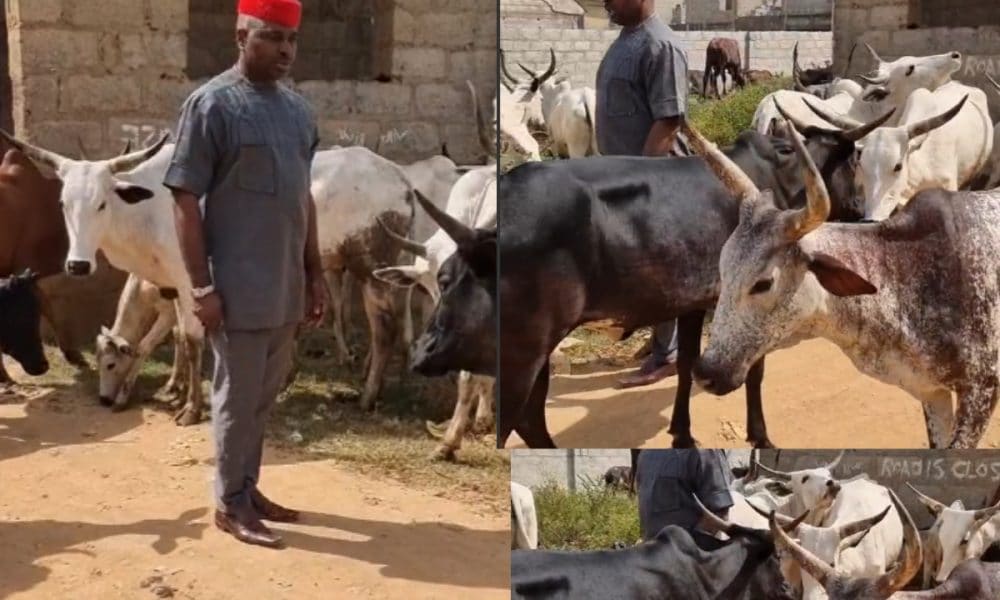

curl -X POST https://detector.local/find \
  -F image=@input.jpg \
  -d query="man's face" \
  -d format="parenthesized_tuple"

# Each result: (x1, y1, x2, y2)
(238, 23, 298, 81)
(605, 0, 644, 26)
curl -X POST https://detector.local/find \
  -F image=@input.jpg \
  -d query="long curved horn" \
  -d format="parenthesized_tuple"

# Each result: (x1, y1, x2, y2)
(693, 494, 732, 533)
(843, 42, 858, 78)
(745, 498, 809, 532)
(803, 98, 863, 130)
(376, 216, 428, 257)
(905, 94, 968, 140)
(906, 483, 947, 516)
(680, 120, 760, 202)
(859, 73, 889, 86)
(499, 50, 521, 85)
(120, 139, 134, 155)
(500, 78, 514, 93)
(874, 489, 923, 596)
(538, 48, 557, 84)
(825, 450, 845, 471)
(77, 136, 90, 160)
(865, 43, 883, 66)
(756, 462, 793, 482)
(466, 80, 493, 159)
(793, 72, 808, 92)
(792, 41, 802, 77)
(106, 131, 169, 174)
(971, 498, 1000, 525)
(414, 188, 474, 248)
(0, 128, 68, 171)
(774, 98, 840, 136)
(803, 98, 895, 141)
(837, 505, 890, 541)
(986, 73, 1000, 96)
(770, 511, 838, 589)
(783, 119, 830, 240)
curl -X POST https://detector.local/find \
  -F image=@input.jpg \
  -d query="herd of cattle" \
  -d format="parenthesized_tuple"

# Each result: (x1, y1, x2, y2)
(511, 452, 1000, 599)
(493, 42, 1000, 450)
(0, 80, 497, 462)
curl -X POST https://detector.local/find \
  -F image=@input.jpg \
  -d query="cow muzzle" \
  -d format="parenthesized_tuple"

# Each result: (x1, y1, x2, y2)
(692, 359, 741, 396)
(66, 260, 93, 277)
(410, 334, 448, 377)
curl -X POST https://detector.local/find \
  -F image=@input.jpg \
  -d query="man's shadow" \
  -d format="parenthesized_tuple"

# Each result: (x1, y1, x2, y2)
(0, 508, 208, 598)
(278, 510, 509, 590)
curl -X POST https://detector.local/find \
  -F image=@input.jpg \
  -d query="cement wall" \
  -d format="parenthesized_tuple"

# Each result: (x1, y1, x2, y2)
(4, 0, 497, 349)
(501, 24, 831, 89)
(512, 450, 1000, 530)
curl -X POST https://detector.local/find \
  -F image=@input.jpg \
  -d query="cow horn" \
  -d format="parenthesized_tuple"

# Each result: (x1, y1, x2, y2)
(859, 73, 889, 85)
(693, 493, 732, 533)
(770, 511, 838, 589)
(875, 489, 923, 596)
(744, 499, 809, 532)
(77, 136, 90, 160)
(971, 498, 1000, 524)
(836, 504, 890, 552)
(773, 98, 840, 136)
(414, 188, 474, 248)
(792, 41, 801, 75)
(539, 48, 557, 84)
(784, 119, 830, 240)
(756, 462, 793, 482)
(843, 42, 858, 78)
(0, 128, 68, 171)
(106, 131, 169, 174)
(825, 450, 845, 471)
(906, 483, 947, 516)
(793, 71, 808, 92)
(680, 120, 759, 202)
(802, 97, 863, 130)
(499, 50, 521, 85)
(500, 78, 514, 93)
(467, 80, 494, 160)
(865, 42, 884, 66)
(376, 216, 428, 258)
(905, 94, 967, 140)
(121, 139, 133, 155)
(803, 98, 895, 142)
(986, 73, 1000, 96)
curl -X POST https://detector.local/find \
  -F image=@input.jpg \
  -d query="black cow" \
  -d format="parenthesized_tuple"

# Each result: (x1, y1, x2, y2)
(496, 119, 875, 449)
(0, 269, 48, 378)
(603, 465, 632, 492)
(512, 502, 803, 600)
(408, 191, 496, 378)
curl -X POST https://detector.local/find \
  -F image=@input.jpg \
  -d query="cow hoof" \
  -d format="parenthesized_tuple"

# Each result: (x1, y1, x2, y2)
(472, 417, 494, 436)
(429, 445, 457, 462)
(750, 438, 776, 449)
(425, 419, 448, 440)
(110, 402, 129, 413)
(670, 435, 699, 449)
(174, 407, 201, 426)
(62, 349, 89, 369)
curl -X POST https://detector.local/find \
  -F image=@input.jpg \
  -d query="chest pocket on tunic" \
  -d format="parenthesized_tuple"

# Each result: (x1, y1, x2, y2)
(237, 117, 277, 195)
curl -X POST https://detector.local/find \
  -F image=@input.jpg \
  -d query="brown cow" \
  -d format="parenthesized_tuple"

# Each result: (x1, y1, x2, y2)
(704, 37, 745, 99)
(0, 148, 86, 382)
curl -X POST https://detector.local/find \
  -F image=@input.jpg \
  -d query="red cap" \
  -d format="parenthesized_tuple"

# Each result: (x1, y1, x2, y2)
(237, 0, 302, 29)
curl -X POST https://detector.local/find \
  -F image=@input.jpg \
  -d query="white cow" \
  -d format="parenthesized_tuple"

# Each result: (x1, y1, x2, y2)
(512, 481, 539, 550)
(811, 84, 993, 220)
(0, 131, 207, 426)
(753, 49, 963, 137)
(909, 484, 1000, 585)
(509, 49, 599, 159)
(973, 74, 1000, 191)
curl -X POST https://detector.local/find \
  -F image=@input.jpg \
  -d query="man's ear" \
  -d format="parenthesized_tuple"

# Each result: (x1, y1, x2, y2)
(807, 253, 877, 297)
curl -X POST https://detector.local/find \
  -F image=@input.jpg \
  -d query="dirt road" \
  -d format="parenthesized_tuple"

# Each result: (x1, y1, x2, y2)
(0, 377, 508, 599)
(508, 338, 1000, 449)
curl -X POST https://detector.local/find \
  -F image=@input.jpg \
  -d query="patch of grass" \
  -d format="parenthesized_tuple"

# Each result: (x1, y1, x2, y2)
(561, 325, 651, 368)
(534, 477, 640, 550)
(688, 77, 792, 146)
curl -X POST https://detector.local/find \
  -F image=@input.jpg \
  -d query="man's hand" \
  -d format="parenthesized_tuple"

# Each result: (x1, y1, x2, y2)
(195, 292, 224, 332)
(304, 273, 328, 327)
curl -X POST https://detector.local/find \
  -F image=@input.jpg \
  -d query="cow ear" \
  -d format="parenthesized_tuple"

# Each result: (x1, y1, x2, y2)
(807, 253, 877, 297)
(373, 266, 419, 289)
(862, 86, 889, 102)
(114, 182, 155, 204)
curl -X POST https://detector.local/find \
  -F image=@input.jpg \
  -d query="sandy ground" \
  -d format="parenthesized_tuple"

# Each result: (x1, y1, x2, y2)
(508, 338, 1000, 449)
(0, 374, 509, 599)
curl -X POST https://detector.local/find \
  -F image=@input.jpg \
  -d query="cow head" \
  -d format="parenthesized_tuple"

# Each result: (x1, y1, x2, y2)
(685, 118, 877, 395)
(0, 269, 48, 376)
(754, 501, 892, 600)
(96, 325, 136, 407)
(409, 191, 496, 377)
(753, 452, 846, 519)
(769, 489, 922, 600)
(908, 484, 1000, 584)
(805, 94, 967, 221)
(0, 130, 169, 277)
(859, 46, 962, 101)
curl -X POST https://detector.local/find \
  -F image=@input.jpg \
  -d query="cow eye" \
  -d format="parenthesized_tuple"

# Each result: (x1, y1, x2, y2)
(906, 65, 914, 76)
(439, 274, 452, 290)
(750, 279, 773, 295)
(106, 363, 115, 370)
(893, 163, 902, 172)
(801, 475, 809, 483)
(98, 201, 107, 212)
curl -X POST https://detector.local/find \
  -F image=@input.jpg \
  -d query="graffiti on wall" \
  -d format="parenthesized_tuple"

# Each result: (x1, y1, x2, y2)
(332, 127, 411, 149)
(962, 55, 1000, 78)
(878, 456, 1000, 482)
(119, 123, 170, 149)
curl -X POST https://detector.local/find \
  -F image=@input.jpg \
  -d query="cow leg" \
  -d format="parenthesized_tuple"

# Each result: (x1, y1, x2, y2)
(668, 311, 704, 448)
(324, 268, 356, 365)
(0, 357, 10, 385)
(110, 309, 176, 412)
(401, 286, 414, 372)
(916, 388, 956, 449)
(472, 375, 495, 434)
(514, 359, 556, 448)
(358, 279, 397, 412)
(498, 357, 545, 448)
(948, 384, 995, 449)
(430, 370, 478, 461)
(743, 357, 773, 448)
(36, 288, 87, 369)
(172, 300, 205, 427)
(162, 326, 189, 408)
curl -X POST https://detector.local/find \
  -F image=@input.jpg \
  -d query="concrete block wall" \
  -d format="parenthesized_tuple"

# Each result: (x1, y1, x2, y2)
(512, 450, 1000, 530)
(501, 23, 831, 90)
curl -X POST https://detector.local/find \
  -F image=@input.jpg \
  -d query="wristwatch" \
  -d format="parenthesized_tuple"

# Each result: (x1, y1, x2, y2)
(192, 284, 215, 299)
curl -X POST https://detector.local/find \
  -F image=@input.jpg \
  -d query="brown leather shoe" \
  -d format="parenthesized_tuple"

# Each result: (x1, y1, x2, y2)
(214, 510, 284, 548)
(616, 362, 679, 389)
(251, 489, 301, 523)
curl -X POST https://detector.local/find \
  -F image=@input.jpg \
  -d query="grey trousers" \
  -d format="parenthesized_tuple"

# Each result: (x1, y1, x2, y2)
(210, 323, 297, 513)
(649, 320, 679, 366)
